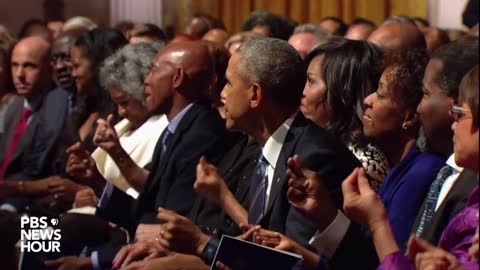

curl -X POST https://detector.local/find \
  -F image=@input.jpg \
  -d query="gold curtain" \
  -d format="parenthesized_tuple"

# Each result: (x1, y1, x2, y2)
(175, 0, 427, 34)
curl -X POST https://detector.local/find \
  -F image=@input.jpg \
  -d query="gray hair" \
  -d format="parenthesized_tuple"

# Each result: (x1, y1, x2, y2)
(100, 42, 164, 101)
(236, 38, 305, 109)
(293, 23, 332, 45)
(62, 16, 98, 32)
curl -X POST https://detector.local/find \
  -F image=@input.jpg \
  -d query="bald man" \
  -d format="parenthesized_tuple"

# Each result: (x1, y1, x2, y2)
(48, 41, 238, 270)
(202, 28, 229, 45)
(0, 37, 69, 210)
(368, 19, 426, 54)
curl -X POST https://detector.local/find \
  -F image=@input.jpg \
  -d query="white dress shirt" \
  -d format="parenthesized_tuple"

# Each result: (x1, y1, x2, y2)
(261, 112, 296, 210)
(436, 154, 463, 211)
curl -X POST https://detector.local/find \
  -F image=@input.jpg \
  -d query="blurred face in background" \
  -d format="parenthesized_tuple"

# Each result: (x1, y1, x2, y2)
(51, 36, 75, 91)
(71, 46, 95, 96)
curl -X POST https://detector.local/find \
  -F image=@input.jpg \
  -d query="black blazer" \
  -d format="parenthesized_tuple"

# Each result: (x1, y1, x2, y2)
(99, 101, 238, 232)
(189, 135, 261, 238)
(258, 114, 361, 247)
(411, 169, 478, 245)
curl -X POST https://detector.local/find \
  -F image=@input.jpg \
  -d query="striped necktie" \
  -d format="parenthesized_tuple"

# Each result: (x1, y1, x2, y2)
(416, 165, 454, 235)
(248, 154, 268, 224)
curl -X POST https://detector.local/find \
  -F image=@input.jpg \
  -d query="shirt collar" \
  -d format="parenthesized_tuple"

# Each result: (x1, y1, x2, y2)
(262, 111, 298, 170)
(166, 102, 194, 134)
(446, 153, 464, 173)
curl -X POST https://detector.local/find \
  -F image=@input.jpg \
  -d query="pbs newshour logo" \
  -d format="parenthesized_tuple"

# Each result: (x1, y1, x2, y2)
(20, 216, 61, 252)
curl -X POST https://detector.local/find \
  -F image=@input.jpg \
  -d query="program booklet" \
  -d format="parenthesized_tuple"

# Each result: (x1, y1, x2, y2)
(211, 235, 303, 270)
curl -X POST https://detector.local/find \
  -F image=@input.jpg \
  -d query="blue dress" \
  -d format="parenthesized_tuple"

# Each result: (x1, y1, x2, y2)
(378, 145, 446, 249)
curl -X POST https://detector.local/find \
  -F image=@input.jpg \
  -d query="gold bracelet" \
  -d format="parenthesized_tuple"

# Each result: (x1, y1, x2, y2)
(17, 181, 25, 195)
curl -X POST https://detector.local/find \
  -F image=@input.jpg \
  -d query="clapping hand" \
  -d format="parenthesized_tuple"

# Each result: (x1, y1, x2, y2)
(286, 155, 337, 230)
(194, 156, 228, 205)
(93, 114, 121, 155)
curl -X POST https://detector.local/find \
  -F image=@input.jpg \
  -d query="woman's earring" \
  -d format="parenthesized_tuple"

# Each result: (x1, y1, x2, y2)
(402, 122, 408, 130)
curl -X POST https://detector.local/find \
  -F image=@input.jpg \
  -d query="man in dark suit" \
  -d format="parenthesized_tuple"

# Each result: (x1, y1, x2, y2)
(410, 39, 479, 246)
(218, 38, 360, 246)
(0, 36, 69, 212)
(47, 41, 238, 270)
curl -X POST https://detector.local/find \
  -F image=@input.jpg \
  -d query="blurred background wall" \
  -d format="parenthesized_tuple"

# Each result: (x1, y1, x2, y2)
(0, 0, 470, 37)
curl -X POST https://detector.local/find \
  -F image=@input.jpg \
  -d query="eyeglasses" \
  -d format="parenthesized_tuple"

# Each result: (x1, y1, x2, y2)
(450, 105, 472, 122)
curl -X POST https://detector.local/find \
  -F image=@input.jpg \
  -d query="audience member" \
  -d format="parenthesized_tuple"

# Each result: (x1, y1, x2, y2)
(62, 16, 97, 34)
(113, 20, 135, 39)
(319, 16, 348, 36)
(0, 36, 69, 212)
(202, 28, 229, 46)
(345, 18, 376, 40)
(127, 23, 167, 44)
(184, 12, 224, 39)
(343, 64, 479, 270)
(17, 18, 52, 43)
(0, 24, 15, 49)
(50, 33, 78, 94)
(422, 26, 450, 55)
(302, 40, 388, 190)
(241, 11, 292, 40)
(47, 20, 65, 39)
(0, 44, 20, 156)
(368, 15, 426, 54)
(288, 23, 332, 58)
(411, 39, 479, 245)
(224, 31, 262, 55)
(67, 42, 167, 197)
(366, 50, 445, 248)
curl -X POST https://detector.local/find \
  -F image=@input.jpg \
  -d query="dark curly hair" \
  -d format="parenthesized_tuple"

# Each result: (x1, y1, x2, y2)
(383, 49, 429, 111)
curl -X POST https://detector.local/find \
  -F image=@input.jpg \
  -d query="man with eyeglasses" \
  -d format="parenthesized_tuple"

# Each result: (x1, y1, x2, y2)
(412, 38, 479, 246)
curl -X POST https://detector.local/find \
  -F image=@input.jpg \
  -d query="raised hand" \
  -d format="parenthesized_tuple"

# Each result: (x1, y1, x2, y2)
(408, 236, 462, 270)
(342, 167, 387, 231)
(93, 114, 121, 155)
(156, 208, 210, 256)
(73, 187, 97, 208)
(194, 156, 227, 205)
(66, 142, 97, 180)
(286, 155, 337, 230)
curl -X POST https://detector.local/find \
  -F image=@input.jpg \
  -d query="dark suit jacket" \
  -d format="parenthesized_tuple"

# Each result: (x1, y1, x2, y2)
(188, 135, 260, 238)
(95, 101, 237, 267)
(1, 87, 69, 211)
(411, 169, 478, 245)
(258, 114, 361, 247)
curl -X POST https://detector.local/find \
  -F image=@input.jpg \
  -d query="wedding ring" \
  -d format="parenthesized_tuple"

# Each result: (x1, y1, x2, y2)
(53, 193, 59, 200)
(159, 224, 165, 239)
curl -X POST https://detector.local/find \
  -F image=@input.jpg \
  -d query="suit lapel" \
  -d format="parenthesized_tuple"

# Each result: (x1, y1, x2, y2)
(144, 103, 203, 194)
(264, 114, 306, 215)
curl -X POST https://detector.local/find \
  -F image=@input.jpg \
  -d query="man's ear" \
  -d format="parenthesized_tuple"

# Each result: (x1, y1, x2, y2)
(250, 83, 262, 109)
(402, 109, 419, 130)
(172, 67, 185, 88)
